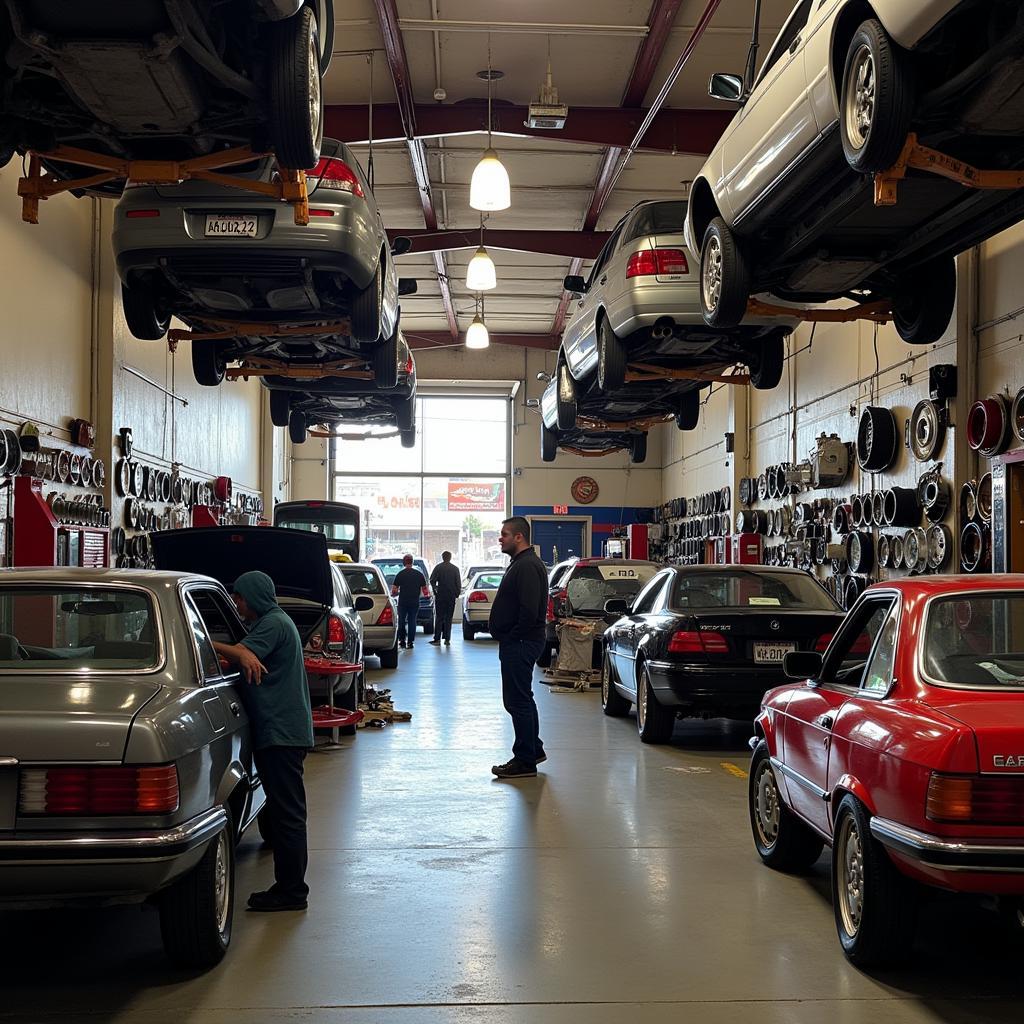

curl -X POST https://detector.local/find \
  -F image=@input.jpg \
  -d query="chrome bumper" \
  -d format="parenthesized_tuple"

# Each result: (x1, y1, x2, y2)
(870, 817, 1024, 873)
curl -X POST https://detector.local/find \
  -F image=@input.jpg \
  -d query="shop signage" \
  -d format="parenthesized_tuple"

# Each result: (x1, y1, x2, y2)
(447, 481, 505, 512)
(552, 504, 569, 515)
(570, 476, 599, 504)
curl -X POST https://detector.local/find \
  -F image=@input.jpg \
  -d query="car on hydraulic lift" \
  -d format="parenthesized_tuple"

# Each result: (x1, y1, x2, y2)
(269, 328, 417, 447)
(0, 1, 334, 173)
(112, 138, 415, 388)
(684, 0, 1024, 345)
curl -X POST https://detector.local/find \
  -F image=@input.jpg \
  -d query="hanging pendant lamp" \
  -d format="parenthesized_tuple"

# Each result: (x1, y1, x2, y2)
(465, 295, 490, 349)
(470, 40, 511, 212)
(466, 246, 497, 291)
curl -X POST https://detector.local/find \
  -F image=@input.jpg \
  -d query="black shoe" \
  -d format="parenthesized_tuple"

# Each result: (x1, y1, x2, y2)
(444, 640, 451, 646)
(408, 643, 414, 649)
(247, 890, 308, 912)
(536, 752, 547, 765)
(491, 759, 537, 779)
(428, 639, 441, 645)
(398, 641, 406, 649)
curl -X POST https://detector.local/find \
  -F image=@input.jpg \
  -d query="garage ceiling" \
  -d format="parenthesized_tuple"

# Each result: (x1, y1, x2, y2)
(325, 0, 796, 349)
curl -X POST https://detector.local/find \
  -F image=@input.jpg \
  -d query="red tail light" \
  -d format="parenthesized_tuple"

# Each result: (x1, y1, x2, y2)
(125, 209, 160, 219)
(308, 208, 335, 217)
(927, 773, 1024, 824)
(815, 633, 833, 653)
(546, 596, 555, 623)
(19, 765, 179, 815)
(421, 586, 431, 598)
(309, 157, 365, 197)
(405, 357, 414, 374)
(468, 590, 488, 603)
(376, 603, 394, 626)
(668, 630, 729, 654)
(626, 248, 689, 279)
(327, 614, 345, 647)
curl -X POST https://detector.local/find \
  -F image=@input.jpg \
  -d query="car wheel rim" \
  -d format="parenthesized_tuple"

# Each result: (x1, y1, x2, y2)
(838, 816, 865, 937)
(601, 660, 610, 703)
(308, 31, 322, 143)
(559, 365, 573, 404)
(637, 671, 647, 728)
(702, 237, 722, 313)
(754, 761, 781, 848)
(845, 44, 875, 151)
(214, 830, 231, 935)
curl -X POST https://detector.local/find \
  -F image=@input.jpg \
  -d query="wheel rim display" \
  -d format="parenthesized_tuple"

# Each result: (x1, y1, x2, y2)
(844, 43, 875, 153)
(977, 473, 993, 524)
(837, 815, 865, 937)
(967, 395, 1010, 457)
(754, 761, 781, 848)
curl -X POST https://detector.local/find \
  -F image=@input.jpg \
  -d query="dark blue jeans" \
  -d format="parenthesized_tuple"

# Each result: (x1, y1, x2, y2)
(498, 638, 545, 765)
(397, 602, 419, 644)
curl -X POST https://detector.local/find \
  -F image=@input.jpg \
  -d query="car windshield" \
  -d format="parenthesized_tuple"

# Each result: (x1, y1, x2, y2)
(467, 566, 501, 580)
(924, 594, 1024, 687)
(671, 571, 836, 611)
(373, 559, 427, 583)
(626, 200, 688, 241)
(0, 587, 158, 670)
(471, 573, 504, 590)
(566, 564, 659, 614)
(278, 519, 355, 543)
(343, 570, 384, 595)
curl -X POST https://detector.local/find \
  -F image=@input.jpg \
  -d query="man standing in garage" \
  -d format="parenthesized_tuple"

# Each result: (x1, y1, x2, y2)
(428, 550, 461, 646)
(488, 516, 548, 779)
(391, 553, 426, 650)
(213, 570, 313, 913)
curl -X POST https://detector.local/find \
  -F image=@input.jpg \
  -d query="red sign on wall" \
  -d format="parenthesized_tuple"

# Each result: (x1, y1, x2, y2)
(553, 504, 569, 515)
(447, 481, 505, 512)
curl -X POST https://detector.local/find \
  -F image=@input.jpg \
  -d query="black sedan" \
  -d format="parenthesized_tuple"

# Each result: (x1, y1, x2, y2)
(601, 565, 844, 743)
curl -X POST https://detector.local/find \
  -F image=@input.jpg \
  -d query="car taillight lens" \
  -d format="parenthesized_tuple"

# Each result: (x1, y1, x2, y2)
(125, 209, 160, 219)
(468, 590, 488, 603)
(815, 633, 833, 653)
(19, 765, 179, 815)
(309, 158, 365, 197)
(668, 630, 729, 654)
(626, 248, 689, 278)
(327, 614, 345, 647)
(376, 604, 394, 626)
(546, 597, 555, 623)
(405, 357, 414, 374)
(926, 772, 1024, 824)
(421, 586, 431, 598)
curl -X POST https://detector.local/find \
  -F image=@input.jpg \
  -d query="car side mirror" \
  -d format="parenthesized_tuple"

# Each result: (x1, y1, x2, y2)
(536, 371, 552, 383)
(563, 274, 588, 294)
(604, 598, 629, 616)
(708, 72, 745, 103)
(784, 650, 823, 681)
(391, 236, 412, 256)
(354, 595, 374, 612)
(398, 277, 418, 296)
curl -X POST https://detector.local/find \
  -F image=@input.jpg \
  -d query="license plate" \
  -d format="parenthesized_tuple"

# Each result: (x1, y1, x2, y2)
(753, 642, 795, 665)
(205, 214, 258, 238)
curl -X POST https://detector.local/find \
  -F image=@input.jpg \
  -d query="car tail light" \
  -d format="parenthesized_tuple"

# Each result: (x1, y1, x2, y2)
(308, 208, 335, 217)
(327, 614, 345, 648)
(546, 596, 555, 623)
(926, 772, 1024, 824)
(19, 765, 179, 815)
(309, 157, 365, 197)
(468, 590, 488, 603)
(668, 630, 729, 654)
(125, 209, 160, 219)
(815, 633, 833, 653)
(626, 248, 689, 278)
(405, 356, 414, 374)
(376, 603, 394, 626)
(421, 586, 431, 598)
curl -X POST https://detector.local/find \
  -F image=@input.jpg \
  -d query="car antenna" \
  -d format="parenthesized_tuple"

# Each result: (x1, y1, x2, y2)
(742, 0, 763, 97)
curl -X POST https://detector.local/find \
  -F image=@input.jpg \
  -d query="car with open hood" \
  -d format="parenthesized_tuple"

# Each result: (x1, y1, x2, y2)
(0, 566, 267, 967)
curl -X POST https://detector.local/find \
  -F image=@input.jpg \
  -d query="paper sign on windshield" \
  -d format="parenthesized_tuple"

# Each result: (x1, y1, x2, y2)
(749, 597, 781, 606)
(598, 565, 652, 581)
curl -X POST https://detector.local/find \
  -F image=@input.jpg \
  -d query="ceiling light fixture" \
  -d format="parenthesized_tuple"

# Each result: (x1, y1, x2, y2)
(470, 38, 511, 212)
(465, 297, 490, 349)
(465, 215, 497, 291)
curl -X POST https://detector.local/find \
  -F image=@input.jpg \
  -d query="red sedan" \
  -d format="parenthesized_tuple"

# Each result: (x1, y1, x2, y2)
(749, 576, 1024, 967)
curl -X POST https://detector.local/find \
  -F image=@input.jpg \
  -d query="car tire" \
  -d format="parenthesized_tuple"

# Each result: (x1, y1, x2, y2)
(636, 662, 674, 743)
(629, 432, 648, 465)
(831, 794, 917, 967)
(748, 330, 787, 390)
(541, 422, 557, 463)
(462, 621, 475, 641)
(159, 809, 234, 968)
(269, 389, 291, 428)
(600, 655, 630, 717)
(840, 19, 913, 174)
(121, 281, 169, 341)
(350, 259, 384, 343)
(596, 317, 627, 392)
(378, 642, 399, 669)
(192, 341, 226, 387)
(400, 427, 416, 448)
(749, 740, 824, 871)
(555, 361, 577, 430)
(288, 409, 307, 445)
(269, 6, 324, 170)
(373, 327, 399, 389)
(336, 671, 361, 736)
(892, 256, 956, 345)
(700, 216, 750, 328)
(395, 393, 415, 432)
(536, 643, 554, 669)
(675, 389, 700, 431)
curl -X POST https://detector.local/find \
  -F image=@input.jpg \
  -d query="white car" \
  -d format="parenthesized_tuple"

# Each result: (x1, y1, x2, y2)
(684, 0, 1024, 345)
(461, 564, 505, 591)
(461, 571, 506, 640)
(338, 562, 399, 669)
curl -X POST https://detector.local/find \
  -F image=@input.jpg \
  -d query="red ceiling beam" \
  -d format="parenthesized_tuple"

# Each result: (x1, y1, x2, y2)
(622, 0, 685, 107)
(324, 103, 730, 157)
(387, 228, 610, 260)
(406, 332, 559, 352)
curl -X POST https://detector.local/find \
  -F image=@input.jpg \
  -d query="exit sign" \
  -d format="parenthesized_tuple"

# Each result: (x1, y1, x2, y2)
(553, 504, 569, 515)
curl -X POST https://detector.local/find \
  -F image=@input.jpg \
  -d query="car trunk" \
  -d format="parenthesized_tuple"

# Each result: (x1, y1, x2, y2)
(0, 677, 161, 761)
(277, 598, 330, 648)
(671, 610, 843, 666)
(927, 696, 1024, 773)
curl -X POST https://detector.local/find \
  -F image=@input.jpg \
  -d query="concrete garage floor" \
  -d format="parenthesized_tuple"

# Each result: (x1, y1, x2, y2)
(2, 640, 1024, 1023)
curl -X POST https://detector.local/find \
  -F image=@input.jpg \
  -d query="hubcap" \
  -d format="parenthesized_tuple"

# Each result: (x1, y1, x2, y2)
(702, 237, 723, 313)
(845, 44, 875, 150)
(601, 659, 611, 702)
(754, 761, 781, 848)
(838, 815, 865, 937)
(308, 32, 322, 143)
(559, 364, 573, 404)
(214, 830, 231, 934)
(637, 671, 647, 729)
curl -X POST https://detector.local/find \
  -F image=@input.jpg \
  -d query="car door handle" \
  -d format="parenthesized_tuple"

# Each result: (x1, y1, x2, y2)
(229, 701, 241, 717)
(817, 713, 835, 730)
(789, 35, 801, 54)
(599, 275, 607, 285)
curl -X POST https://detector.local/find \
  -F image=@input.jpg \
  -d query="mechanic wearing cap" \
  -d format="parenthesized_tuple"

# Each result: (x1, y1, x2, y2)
(213, 570, 313, 912)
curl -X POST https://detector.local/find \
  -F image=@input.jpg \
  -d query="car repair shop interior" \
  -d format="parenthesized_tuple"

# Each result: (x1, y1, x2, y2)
(2, 1, 1024, 1021)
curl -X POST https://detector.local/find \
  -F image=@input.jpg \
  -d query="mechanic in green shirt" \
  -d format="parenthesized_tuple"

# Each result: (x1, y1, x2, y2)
(214, 570, 313, 912)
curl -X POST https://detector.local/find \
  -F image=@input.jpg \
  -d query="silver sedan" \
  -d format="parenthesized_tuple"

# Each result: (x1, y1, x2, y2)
(461, 571, 505, 640)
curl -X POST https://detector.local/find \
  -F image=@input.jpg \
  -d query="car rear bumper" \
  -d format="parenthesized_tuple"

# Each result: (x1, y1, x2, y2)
(465, 608, 491, 624)
(870, 817, 1024, 874)
(645, 659, 781, 713)
(363, 624, 397, 650)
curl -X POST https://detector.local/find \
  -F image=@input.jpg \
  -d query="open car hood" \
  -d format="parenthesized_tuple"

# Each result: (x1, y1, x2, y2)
(151, 527, 333, 606)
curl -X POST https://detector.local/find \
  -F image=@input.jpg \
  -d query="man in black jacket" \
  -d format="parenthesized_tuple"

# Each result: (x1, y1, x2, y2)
(488, 516, 548, 779)
(428, 551, 461, 646)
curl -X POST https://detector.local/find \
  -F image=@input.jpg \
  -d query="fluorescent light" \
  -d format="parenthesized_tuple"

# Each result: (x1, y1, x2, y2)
(465, 246, 497, 290)
(469, 148, 511, 211)
(465, 313, 490, 349)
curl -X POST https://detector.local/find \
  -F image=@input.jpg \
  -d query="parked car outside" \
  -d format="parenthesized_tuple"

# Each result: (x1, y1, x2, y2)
(462, 564, 505, 591)
(370, 556, 435, 635)
(113, 138, 410, 385)
(539, 378, 650, 463)
(338, 562, 399, 668)
(602, 565, 844, 742)
(0, 567, 266, 967)
(461, 570, 505, 640)
(751, 576, 1024, 967)
(0, 1, 334, 172)
(274, 330, 417, 447)
(685, 0, 1024, 344)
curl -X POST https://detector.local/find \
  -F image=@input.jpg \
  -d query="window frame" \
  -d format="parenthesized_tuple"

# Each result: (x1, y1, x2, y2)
(818, 593, 899, 695)
(632, 570, 673, 615)
(182, 583, 245, 685)
(753, 0, 814, 87)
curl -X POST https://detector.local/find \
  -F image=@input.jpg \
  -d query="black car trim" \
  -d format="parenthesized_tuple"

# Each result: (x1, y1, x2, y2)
(870, 817, 1024, 873)
(770, 756, 830, 802)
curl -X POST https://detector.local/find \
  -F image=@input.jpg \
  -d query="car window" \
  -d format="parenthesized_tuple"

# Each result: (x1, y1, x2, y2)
(190, 587, 243, 647)
(632, 572, 671, 614)
(331, 565, 354, 608)
(183, 593, 223, 681)
(862, 603, 899, 693)
(566, 563, 660, 614)
(820, 598, 894, 688)
(550, 561, 576, 587)
(471, 573, 505, 590)
(344, 570, 384, 595)
(624, 201, 689, 243)
(923, 593, 1024, 687)
(587, 225, 625, 286)
(671, 570, 837, 610)
(755, 0, 813, 85)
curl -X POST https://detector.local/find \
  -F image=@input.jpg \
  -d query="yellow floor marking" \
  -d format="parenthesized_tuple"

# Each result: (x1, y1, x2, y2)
(720, 761, 748, 780)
